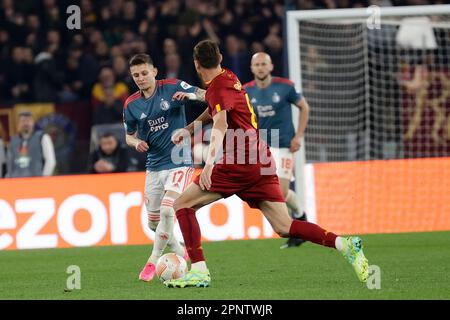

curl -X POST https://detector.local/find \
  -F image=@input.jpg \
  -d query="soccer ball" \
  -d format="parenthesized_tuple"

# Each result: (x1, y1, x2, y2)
(156, 253, 188, 282)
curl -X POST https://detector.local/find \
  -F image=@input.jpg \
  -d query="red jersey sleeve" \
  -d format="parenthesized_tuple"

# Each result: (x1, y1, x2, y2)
(207, 86, 236, 117)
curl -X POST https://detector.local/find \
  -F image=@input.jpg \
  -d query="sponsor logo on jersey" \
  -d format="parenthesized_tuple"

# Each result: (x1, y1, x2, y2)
(140, 113, 147, 119)
(180, 81, 192, 90)
(256, 105, 275, 118)
(272, 92, 280, 103)
(160, 99, 170, 111)
(148, 116, 169, 132)
(251, 97, 257, 104)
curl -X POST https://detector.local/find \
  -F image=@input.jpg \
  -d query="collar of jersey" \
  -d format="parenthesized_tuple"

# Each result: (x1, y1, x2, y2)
(204, 68, 226, 87)
(140, 83, 158, 100)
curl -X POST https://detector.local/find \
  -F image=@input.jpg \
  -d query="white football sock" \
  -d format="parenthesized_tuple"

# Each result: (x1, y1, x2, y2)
(149, 198, 176, 264)
(146, 211, 160, 264)
(191, 261, 208, 272)
(167, 232, 185, 258)
(285, 190, 304, 218)
(335, 237, 345, 251)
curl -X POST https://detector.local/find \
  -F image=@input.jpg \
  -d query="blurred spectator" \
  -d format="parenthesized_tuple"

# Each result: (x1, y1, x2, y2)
(88, 132, 129, 174)
(0, 28, 11, 61)
(81, 0, 97, 27)
(33, 44, 64, 102)
(263, 33, 284, 77)
(163, 38, 178, 56)
(5, 46, 33, 102)
(251, 41, 265, 55)
(163, 53, 195, 84)
(113, 55, 136, 92)
(91, 66, 129, 108)
(222, 34, 252, 83)
(6, 111, 56, 178)
(93, 87, 123, 125)
(46, 29, 64, 67)
(94, 40, 111, 66)
(41, 0, 62, 30)
(122, 0, 140, 31)
(59, 52, 84, 102)
(67, 44, 99, 98)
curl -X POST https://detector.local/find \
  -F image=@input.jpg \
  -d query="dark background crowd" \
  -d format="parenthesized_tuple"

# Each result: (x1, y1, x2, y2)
(0, 0, 446, 176)
(1, 0, 445, 106)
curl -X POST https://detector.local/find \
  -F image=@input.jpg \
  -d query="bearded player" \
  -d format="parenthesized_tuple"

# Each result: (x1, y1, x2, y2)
(123, 53, 206, 282)
(244, 52, 310, 249)
(164, 40, 369, 288)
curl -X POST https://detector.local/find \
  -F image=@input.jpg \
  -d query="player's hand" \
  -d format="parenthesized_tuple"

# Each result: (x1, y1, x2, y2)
(199, 164, 213, 190)
(290, 136, 302, 153)
(172, 91, 195, 101)
(135, 140, 149, 152)
(172, 128, 190, 145)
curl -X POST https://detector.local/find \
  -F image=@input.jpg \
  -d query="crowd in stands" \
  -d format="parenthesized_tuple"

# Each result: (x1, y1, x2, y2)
(0, 0, 445, 177)
(1, 0, 444, 105)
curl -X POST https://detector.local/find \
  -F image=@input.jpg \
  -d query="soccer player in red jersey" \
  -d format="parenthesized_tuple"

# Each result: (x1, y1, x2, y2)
(164, 40, 369, 288)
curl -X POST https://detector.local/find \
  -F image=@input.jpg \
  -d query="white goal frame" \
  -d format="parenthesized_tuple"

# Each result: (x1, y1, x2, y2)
(286, 4, 450, 215)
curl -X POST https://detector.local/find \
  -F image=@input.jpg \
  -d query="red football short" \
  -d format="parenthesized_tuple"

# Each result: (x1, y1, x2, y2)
(193, 163, 285, 208)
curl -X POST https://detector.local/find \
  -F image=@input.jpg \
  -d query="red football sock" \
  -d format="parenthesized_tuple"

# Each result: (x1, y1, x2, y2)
(289, 220, 338, 248)
(176, 208, 205, 263)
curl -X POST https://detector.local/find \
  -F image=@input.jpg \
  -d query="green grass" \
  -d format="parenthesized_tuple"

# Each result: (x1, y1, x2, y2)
(0, 231, 449, 300)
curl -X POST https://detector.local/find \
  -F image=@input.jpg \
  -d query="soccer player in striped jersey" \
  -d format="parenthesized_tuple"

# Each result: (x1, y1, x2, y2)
(244, 52, 310, 249)
(164, 40, 369, 288)
(123, 54, 206, 282)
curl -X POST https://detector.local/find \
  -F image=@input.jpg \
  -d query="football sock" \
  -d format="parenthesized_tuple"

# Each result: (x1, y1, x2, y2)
(191, 261, 209, 272)
(146, 211, 159, 264)
(149, 197, 176, 264)
(167, 233, 185, 258)
(285, 189, 300, 214)
(289, 220, 337, 248)
(176, 207, 205, 263)
(335, 236, 345, 251)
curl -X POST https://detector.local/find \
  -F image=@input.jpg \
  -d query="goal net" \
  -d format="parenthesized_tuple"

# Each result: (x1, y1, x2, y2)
(287, 5, 450, 234)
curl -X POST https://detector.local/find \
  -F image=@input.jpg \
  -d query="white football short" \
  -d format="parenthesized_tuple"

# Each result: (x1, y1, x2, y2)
(144, 167, 195, 212)
(270, 147, 295, 181)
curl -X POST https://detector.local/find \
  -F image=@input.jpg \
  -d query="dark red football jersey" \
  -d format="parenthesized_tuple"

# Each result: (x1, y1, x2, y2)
(205, 69, 268, 165)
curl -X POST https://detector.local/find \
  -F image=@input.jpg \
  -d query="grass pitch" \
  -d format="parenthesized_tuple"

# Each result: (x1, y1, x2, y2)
(0, 231, 449, 300)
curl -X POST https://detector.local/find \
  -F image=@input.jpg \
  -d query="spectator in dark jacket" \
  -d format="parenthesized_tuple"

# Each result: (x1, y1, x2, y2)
(88, 132, 129, 174)
(92, 87, 123, 125)
(32, 44, 64, 102)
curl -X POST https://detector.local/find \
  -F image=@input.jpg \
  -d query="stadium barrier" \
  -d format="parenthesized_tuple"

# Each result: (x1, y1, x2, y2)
(0, 157, 449, 250)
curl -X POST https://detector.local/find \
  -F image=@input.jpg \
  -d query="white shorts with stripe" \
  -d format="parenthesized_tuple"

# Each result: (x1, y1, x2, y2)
(270, 147, 295, 181)
(144, 167, 195, 214)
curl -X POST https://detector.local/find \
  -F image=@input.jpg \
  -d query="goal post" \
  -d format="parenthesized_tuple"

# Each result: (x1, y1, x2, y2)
(287, 5, 450, 227)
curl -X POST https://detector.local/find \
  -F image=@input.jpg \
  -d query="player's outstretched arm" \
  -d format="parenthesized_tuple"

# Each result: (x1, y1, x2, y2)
(172, 107, 212, 145)
(194, 88, 206, 101)
(187, 107, 212, 134)
(290, 97, 310, 152)
(172, 88, 206, 102)
(200, 110, 228, 190)
(125, 132, 149, 153)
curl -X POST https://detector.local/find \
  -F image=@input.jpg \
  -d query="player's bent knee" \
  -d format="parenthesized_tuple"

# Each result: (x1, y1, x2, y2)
(173, 198, 190, 212)
(160, 205, 175, 219)
(147, 211, 160, 231)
